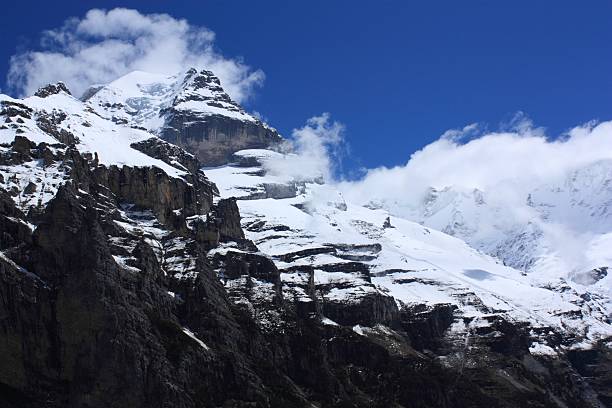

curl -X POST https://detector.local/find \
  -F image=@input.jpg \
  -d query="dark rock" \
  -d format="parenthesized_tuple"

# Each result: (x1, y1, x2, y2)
(94, 164, 214, 226)
(0, 189, 32, 250)
(383, 216, 393, 228)
(157, 70, 282, 166)
(161, 113, 282, 166)
(36, 110, 79, 145)
(332, 243, 383, 253)
(23, 182, 36, 195)
(193, 216, 220, 248)
(567, 340, 612, 406)
(223, 251, 280, 286)
(278, 246, 336, 263)
(263, 183, 297, 199)
(232, 152, 264, 167)
(0, 101, 32, 119)
(322, 291, 399, 327)
(38, 144, 57, 166)
(34, 82, 71, 98)
(318, 261, 371, 276)
(131, 239, 164, 280)
(11, 136, 35, 157)
(214, 198, 245, 241)
(399, 303, 456, 351)
(130, 137, 201, 174)
(80, 85, 104, 101)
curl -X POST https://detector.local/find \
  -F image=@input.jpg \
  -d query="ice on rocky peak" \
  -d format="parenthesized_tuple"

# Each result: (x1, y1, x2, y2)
(86, 69, 260, 132)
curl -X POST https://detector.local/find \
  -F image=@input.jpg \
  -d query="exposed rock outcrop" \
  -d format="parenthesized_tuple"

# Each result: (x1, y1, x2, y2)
(130, 137, 201, 174)
(160, 112, 281, 166)
(34, 82, 71, 98)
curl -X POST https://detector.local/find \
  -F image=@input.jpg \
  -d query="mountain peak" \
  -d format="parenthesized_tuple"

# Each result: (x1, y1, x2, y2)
(184, 67, 222, 86)
(172, 68, 242, 114)
(85, 68, 281, 165)
(34, 82, 72, 98)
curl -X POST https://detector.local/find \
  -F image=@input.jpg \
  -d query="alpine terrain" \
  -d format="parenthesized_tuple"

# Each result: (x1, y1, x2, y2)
(0, 69, 610, 408)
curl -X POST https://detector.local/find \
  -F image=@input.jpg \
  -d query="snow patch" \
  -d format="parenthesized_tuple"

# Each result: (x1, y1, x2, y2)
(182, 327, 210, 351)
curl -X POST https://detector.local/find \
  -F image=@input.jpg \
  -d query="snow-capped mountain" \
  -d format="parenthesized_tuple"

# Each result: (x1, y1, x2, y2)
(1, 74, 611, 407)
(85, 68, 281, 165)
(374, 162, 612, 311)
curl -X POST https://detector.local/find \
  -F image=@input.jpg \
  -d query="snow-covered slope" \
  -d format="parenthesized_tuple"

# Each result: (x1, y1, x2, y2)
(1, 87, 186, 175)
(206, 149, 612, 353)
(364, 162, 612, 310)
(3, 77, 611, 406)
(0, 84, 198, 215)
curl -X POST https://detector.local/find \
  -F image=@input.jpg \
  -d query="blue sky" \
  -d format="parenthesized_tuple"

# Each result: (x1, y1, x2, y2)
(1, 1, 611, 172)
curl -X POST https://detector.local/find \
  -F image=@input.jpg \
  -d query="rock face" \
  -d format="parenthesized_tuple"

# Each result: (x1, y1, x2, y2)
(33, 82, 71, 98)
(161, 111, 280, 165)
(0, 83, 611, 407)
(85, 69, 282, 166)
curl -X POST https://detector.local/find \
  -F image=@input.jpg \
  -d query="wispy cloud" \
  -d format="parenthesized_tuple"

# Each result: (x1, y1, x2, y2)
(7, 8, 264, 101)
(264, 113, 346, 182)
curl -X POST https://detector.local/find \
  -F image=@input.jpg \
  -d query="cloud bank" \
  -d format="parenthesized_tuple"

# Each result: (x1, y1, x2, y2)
(339, 117, 612, 209)
(7, 8, 264, 101)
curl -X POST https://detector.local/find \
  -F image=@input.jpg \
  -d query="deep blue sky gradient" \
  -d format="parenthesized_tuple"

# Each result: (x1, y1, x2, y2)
(1, 1, 611, 172)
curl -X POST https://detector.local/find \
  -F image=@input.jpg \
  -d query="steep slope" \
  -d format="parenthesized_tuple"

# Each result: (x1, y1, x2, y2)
(0, 83, 282, 407)
(85, 69, 281, 165)
(3, 83, 363, 407)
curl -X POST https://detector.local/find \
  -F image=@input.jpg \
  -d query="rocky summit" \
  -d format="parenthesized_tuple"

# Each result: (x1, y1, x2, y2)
(84, 69, 282, 166)
(0, 74, 611, 408)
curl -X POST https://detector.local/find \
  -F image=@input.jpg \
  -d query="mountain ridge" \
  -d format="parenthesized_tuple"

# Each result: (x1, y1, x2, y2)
(0, 75, 610, 407)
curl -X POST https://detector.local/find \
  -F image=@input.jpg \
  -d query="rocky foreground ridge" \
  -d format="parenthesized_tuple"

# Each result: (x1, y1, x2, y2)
(0, 79, 610, 408)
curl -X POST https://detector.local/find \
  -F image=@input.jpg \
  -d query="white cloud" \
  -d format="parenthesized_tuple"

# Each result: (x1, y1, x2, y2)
(440, 122, 481, 142)
(7, 8, 264, 101)
(275, 113, 612, 222)
(264, 113, 345, 182)
(335, 116, 612, 277)
(269, 112, 612, 280)
(340, 118, 612, 205)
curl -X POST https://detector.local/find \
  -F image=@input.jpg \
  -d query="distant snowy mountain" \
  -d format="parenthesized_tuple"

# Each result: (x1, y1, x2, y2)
(85, 68, 281, 165)
(365, 161, 612, 309)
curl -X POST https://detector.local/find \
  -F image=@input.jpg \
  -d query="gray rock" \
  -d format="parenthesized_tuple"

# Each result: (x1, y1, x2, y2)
(34, 82, 72, 98)
(161, 112, 282, 166)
